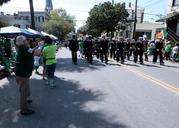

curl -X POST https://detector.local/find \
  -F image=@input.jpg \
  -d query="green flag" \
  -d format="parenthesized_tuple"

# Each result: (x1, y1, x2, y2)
(162, 27, 167, 39)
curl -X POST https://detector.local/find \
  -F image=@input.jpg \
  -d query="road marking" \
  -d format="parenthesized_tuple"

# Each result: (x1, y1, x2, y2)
(123, 65, 179, 95)
(109, 60, 179, 95)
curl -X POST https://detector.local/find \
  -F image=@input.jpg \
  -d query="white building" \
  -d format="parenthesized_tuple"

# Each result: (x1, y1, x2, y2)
(124, 2, 165, 40)
(0, 13, 29, 28)
(122, 2, 145, 38)
(0, 11, 46, 30)
(136, 22, 165, 40)
(168, 0, 179, 13)
(0, 0, 53, 30)
(18, 11, 46, 30)
(126, 2, 144, 23)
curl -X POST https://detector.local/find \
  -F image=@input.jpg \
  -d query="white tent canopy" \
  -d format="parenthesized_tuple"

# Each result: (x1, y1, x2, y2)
(26, 28, 42, 36)
(41, 31, 50, 36)
(0, 26, 37, 38)
(0, 26, 23, 34)
(41, 31, 58, 40)
(0, 26, 34, 35)
(50, 34, 58, 40)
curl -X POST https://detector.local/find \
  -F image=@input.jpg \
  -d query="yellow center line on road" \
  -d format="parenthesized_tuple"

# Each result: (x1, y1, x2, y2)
(122, 64, 179, 95)
(108, 59, 179, 95)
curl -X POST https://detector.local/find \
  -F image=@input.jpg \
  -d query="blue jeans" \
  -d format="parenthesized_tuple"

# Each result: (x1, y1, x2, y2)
(46, 63, 56, 78)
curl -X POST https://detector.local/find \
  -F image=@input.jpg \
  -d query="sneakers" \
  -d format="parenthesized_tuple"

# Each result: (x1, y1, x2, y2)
(140, 62, 144, 65)
(20, 109, 35, 115)
(160, 62, 164, 65)
(49, 79, 56, 88)
(27, 99, 32, 104)
(49, 85, 56, 89)
(45, 78, 56, 88)
(45, 80, 49, 85)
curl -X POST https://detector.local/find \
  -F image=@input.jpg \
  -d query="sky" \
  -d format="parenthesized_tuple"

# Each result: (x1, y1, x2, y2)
(0, 0, 168, 29)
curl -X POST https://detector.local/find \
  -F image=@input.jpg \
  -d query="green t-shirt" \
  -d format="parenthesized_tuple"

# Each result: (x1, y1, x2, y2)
(42, 44, 57, 65)
(79, 41, 84, 49)
(165, 44, 172, 53)
(0, 39, 5, 47)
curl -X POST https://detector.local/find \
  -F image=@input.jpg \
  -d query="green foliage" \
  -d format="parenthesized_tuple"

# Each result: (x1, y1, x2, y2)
(87, 28, 102, 37)
(43, 9, 76, 39)
(0, 0, 10, 6)
(77, 25, 87, 35)
(77, 24, 101, 37)
(86, 2, 129, 36)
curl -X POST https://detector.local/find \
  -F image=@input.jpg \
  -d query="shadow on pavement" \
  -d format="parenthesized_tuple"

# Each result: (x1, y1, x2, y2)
(108, 63, 122, 66)
(56, 58, 106, 73)
(162, 64, 179, 69)
(0, 76, 128, 128)
(143, 64, 161, 68)
(124, 63, 140, 67)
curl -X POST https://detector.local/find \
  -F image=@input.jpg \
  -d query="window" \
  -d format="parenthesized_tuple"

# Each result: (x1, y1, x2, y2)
(35, 16, 37, 22)
(38, 16, 41, 22)
(42, 16, 45, 22)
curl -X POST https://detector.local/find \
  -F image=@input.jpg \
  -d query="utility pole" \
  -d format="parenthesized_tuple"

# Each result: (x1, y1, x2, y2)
(132, 0, 138, 39)
(29, 0, 35, 29)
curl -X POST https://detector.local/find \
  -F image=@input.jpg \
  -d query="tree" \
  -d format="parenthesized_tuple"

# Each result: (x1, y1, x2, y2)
(86, 2, 129, 36)
(43, 9, 75, 39)
(0, 0, 10, 6)
(29, 0, 35, 29)
(87, 28, 102, 37)
(77, 25, 87, 35)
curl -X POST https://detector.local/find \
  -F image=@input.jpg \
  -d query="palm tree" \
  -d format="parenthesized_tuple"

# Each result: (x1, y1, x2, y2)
(0, 0, 11, 6)
(29, 0, 35, 29)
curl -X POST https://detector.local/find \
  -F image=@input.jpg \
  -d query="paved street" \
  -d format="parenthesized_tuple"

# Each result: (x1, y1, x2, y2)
(0, 47, 179, 128)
